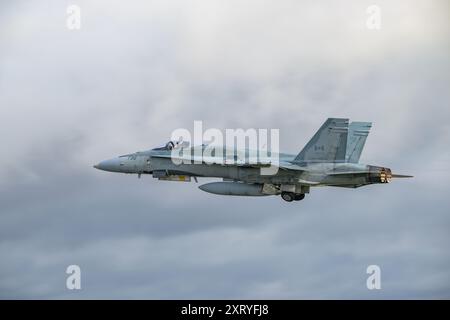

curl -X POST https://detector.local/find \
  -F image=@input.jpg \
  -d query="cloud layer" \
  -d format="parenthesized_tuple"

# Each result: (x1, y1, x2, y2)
(0, 0, 449, 298)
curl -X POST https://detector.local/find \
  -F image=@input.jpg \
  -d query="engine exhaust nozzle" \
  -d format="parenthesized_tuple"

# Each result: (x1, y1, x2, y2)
(368, 166, 392, 183)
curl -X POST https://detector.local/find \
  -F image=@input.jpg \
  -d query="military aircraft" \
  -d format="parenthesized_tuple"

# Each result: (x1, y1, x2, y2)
(93, 118, 412, 202)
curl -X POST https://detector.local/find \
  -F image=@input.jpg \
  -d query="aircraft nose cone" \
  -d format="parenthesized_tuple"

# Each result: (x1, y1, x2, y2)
(93, 158, 121, 172)
(93, 161, 106, 171)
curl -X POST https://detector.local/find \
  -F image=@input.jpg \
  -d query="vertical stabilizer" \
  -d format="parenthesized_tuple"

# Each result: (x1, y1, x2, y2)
(346, 122, 371, 163)
(294, 118, 349, 164)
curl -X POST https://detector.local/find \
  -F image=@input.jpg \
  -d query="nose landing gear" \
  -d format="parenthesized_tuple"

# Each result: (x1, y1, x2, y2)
(281, 192, 305, 202)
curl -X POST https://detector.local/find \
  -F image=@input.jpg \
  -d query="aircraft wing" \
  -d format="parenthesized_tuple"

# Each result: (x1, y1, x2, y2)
(151, 153, 271, 168)
(327, 171, 413, 177)
(151, 154, 306, 171)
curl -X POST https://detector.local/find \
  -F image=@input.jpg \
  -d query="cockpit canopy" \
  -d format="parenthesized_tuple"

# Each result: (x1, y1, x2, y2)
(152, 140, 190, 151)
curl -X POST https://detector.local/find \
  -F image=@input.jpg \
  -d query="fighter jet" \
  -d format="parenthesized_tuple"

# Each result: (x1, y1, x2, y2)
(93, 118, 412, 202)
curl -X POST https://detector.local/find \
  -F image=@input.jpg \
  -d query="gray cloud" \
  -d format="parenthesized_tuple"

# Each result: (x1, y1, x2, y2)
(0, 0, 449, 299)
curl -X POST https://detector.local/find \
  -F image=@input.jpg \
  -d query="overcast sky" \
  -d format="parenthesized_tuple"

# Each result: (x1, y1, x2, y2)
(0, 0, 449, 299)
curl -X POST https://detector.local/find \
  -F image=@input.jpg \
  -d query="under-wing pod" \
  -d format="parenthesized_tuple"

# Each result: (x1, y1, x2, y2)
(198, 182, 269, 196)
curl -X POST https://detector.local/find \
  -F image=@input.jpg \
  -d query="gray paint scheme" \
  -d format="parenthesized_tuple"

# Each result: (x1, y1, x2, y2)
(94, 118, 412, 201)
(346, 121, 372, 163)
(294, 118, 349, 164)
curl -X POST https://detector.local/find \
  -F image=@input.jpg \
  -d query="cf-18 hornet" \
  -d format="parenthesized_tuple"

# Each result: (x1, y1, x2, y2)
(94, 118, 412, 202)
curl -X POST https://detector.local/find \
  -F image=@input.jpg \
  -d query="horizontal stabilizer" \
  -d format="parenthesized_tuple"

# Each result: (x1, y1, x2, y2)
(391, 174, 413, 178)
